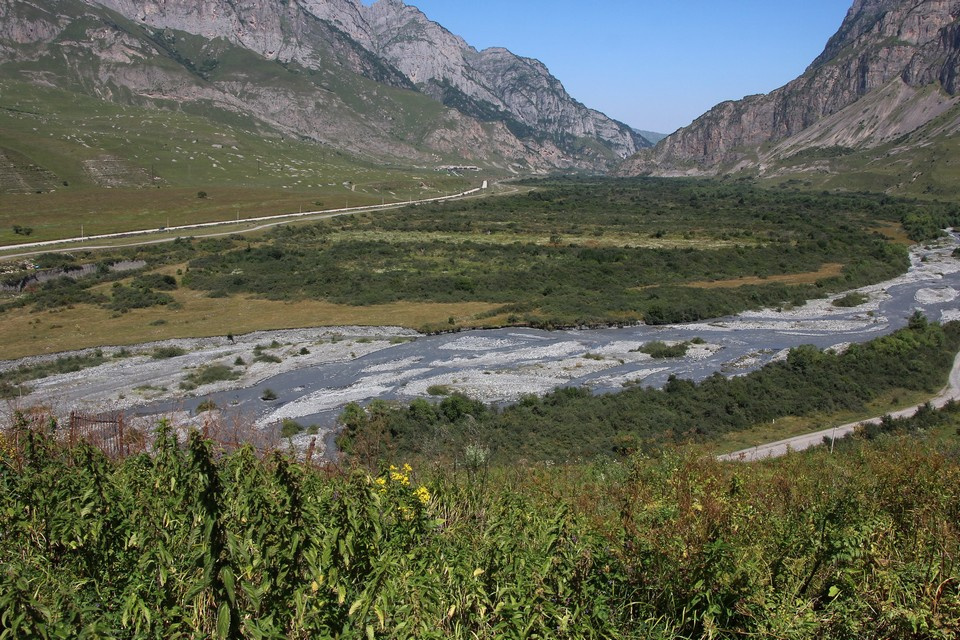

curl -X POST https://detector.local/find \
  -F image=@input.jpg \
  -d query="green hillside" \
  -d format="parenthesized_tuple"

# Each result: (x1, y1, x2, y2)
(0, 78, 472, 243)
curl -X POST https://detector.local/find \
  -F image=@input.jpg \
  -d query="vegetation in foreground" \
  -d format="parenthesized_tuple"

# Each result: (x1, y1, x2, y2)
(1, 405, 958, 638)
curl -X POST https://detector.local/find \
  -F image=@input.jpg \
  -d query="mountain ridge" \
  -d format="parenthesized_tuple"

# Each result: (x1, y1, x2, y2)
(618, 0, 960, 193)
(0, 0, 646, 174)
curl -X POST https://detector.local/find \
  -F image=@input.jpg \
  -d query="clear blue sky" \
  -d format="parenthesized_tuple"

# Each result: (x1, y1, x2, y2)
(380, 1, 852, 134)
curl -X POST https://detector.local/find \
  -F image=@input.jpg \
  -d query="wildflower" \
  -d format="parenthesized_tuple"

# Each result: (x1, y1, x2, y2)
(402, 463, 412, 473)
(311, 580, 319, 593)
(374, 477, 387, 494)
(415, 486, 430, 505)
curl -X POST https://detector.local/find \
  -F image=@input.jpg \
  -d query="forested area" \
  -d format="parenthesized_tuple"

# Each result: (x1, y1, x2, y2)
(181, 178, 923, 326)
(3, 178, 956, 329)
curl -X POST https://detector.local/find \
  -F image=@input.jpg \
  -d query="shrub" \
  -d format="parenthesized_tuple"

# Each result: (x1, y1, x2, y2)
(195, 399, 218, 413)
(833, 291, 869, 307)
(180, 365, 239, 390)
(151, 346, 186, 359)
(280, 418, 303, 438)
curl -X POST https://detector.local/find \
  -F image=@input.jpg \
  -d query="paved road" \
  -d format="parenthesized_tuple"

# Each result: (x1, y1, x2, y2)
(719, 351, 960, 462)
(0, 184, 485, 260)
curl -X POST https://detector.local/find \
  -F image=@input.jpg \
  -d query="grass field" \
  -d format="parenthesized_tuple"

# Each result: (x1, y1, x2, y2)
(682, 262, 845, 289)
(0, 177, 939, 359)
(0, 284, 498, 360)
(0, 79, 472, 244)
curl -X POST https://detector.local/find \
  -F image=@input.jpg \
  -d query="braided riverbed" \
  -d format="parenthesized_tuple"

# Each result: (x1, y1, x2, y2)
(14, 233, 960, 458)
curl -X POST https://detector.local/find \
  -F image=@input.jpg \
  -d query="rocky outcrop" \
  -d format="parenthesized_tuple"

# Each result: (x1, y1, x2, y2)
(81, 0, 645, 169)
(620, 0, 960, 177)
(362, 0, 646, 160)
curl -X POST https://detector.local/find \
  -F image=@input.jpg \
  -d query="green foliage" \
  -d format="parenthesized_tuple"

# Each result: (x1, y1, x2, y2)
(151, 346, 186, 359)
(634, 340, 690, 358)
(339, 321, 960, 461)
(180, 364, 240, 391)
(131, 273, 177, 291)
(0, 421, 958, 637)
(280, 419, 304, 438)
(426, 385, 451, 396)
(178, 178, 919, 327)
(196, 399, 218, 413)
(260, 388, 277, 401)
(832, 291, 869, 307)
(104, 284, 173, 312)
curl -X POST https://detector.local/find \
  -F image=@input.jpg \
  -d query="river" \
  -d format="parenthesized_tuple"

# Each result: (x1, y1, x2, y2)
(109, 232, 960, 457)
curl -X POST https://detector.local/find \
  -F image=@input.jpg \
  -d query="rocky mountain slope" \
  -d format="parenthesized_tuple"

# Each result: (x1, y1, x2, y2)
(620, 0, 960, 192)
(0, 0, 646, 174)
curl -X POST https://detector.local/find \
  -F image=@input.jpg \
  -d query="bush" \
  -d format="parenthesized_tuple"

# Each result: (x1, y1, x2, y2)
(634, 340, 690, 358)
(151, 346, 186, 359)
(180, 365, 240, 390)
(261, 388, 277, 401)
(195, 399, 218, 413)
(832, 291, 869, 307)
(280, 418, 303, 438)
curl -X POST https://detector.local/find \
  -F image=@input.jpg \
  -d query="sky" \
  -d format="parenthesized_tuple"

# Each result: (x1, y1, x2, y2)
(379, 1, 853, 134)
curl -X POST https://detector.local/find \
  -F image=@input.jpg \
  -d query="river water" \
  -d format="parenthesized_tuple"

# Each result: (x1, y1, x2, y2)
(132, 233, 960, 454)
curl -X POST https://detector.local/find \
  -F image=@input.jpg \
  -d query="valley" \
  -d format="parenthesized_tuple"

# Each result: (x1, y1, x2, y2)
(9, 225, 959, 461)
(3, 1, 960, 637)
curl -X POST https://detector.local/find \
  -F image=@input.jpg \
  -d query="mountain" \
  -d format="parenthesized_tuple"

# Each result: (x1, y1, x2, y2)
(619, 0, 960, 195)
(0, 0, 647, 176)
(634, 129, 668, 145)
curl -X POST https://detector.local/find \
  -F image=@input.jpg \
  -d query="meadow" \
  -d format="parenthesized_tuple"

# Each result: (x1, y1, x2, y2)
(0, 79, 471, 244)
(4, 177, 955, 360)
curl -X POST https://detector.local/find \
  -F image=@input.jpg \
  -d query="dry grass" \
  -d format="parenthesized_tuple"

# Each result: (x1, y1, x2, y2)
(682, 262, 845, 289)
(331, 229, 757, 250)
(0, 289, 499, 360)
(871, 221, 914, 246)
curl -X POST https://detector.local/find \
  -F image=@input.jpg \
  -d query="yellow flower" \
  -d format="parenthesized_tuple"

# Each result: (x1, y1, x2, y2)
(311, 580, 319, 593)
(403, 463, 412, 473)
(415, 486, 431, 505)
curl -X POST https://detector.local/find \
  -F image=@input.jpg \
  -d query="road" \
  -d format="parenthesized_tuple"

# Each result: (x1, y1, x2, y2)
(0, 184, 486, 260)
(718, 351, 960, 462)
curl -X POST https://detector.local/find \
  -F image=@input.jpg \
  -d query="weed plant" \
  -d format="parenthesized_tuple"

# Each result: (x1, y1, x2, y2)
(0, 414, 957, 637)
